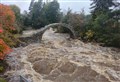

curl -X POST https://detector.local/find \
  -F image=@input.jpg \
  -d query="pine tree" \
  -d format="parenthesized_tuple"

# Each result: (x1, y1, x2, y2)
(45, 0, 60, 23)
(29, 0, 35, 10)
(90, 0, 116, 19)
(29, 0, 45, 28)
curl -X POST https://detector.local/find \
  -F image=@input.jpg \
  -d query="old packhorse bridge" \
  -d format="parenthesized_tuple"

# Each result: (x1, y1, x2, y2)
(20, 23, 76, 45)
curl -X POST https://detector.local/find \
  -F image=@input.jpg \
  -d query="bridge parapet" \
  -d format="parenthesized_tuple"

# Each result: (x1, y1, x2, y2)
(19, 23, 76, 45)
(38, 23, 76, 41)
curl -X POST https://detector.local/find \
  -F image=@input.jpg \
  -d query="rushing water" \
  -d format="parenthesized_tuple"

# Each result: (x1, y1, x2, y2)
(5, 29, 120, 82)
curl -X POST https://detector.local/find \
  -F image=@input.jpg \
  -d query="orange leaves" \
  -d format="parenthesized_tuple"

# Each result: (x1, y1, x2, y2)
(0, 4, 14, 60)
(0, 39, 12, 60)
(0, 3, 15, 30)
(0, 29, 10, 60)
(0, 29, 3, 33)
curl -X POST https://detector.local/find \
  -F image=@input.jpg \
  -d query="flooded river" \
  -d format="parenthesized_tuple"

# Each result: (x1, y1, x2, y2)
(5, 29, 120, 82)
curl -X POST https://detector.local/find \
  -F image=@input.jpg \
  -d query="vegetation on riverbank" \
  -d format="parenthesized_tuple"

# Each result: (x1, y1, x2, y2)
(0, 0, 119, 81)
(59, 0, 120, 47)
(0, 0, 119, 60)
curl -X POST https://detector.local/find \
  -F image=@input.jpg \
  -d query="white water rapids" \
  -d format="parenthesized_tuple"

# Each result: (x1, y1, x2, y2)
(5, 29, 120, 82)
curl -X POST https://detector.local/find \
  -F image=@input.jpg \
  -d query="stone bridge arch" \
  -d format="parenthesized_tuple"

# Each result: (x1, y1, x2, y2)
(38, 23, 76, 41)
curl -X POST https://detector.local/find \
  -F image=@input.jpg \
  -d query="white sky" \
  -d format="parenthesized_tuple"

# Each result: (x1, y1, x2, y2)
(1, 0, 92, 14)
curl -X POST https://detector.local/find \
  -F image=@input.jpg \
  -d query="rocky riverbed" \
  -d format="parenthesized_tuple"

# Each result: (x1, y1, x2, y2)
(4, 29, 120, 82)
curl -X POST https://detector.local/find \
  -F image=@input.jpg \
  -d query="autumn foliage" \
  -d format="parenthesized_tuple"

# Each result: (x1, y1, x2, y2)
(0, 29, 12, 60)
(0, 39, 12, 60)
(0, 4, 15, 30)
(0, 4, 15, 60)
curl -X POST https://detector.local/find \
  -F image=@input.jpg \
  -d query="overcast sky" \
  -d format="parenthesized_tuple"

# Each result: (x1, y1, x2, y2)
(1, 0, 92, 14)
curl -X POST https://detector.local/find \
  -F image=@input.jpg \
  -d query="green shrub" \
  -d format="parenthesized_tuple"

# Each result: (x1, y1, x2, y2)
(85, 30, 95, 41)
(0, 66, 4, 72)
(0, 78, 7, 82)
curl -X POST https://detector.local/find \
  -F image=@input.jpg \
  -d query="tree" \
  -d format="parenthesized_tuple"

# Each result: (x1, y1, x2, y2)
(10, 5, 23, 33)
(90, 0, 116, 20)
(0, 4, 19, 47)
(0, 4, 15, 31)
(0, 38, 12, 60)
(29, 0, 46, 29)
(28, 0, 61, 29)
(29, 0, 35, 11)
(45, 0, 61, 23)
(0, 4, 14, 59)
(22, 11, 32, 27)
(89, 0, 120, 47)
(10, 5, 21, 21)
(61, 9, 85, 37)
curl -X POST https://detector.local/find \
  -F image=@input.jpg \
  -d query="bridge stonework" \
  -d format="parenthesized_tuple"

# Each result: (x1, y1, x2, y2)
(19, 23, 76, 46)
(38, 23, 76, 41)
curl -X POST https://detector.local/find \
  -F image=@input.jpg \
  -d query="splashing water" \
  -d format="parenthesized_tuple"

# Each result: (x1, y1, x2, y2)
(5, 29, 120, 82)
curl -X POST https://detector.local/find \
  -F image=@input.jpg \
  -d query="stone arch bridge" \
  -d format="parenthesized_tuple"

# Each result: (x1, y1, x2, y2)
(20, 23, 76, 45)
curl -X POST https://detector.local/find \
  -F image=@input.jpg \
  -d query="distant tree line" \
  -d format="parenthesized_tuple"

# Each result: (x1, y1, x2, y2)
(0, 1, 120, 75)
(59, 0, 120, 47)
(1, 0, 120, 49)
(12, 0, 120, 47)
(87, 0, 120, 47)
(22, 0, 61, 29)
